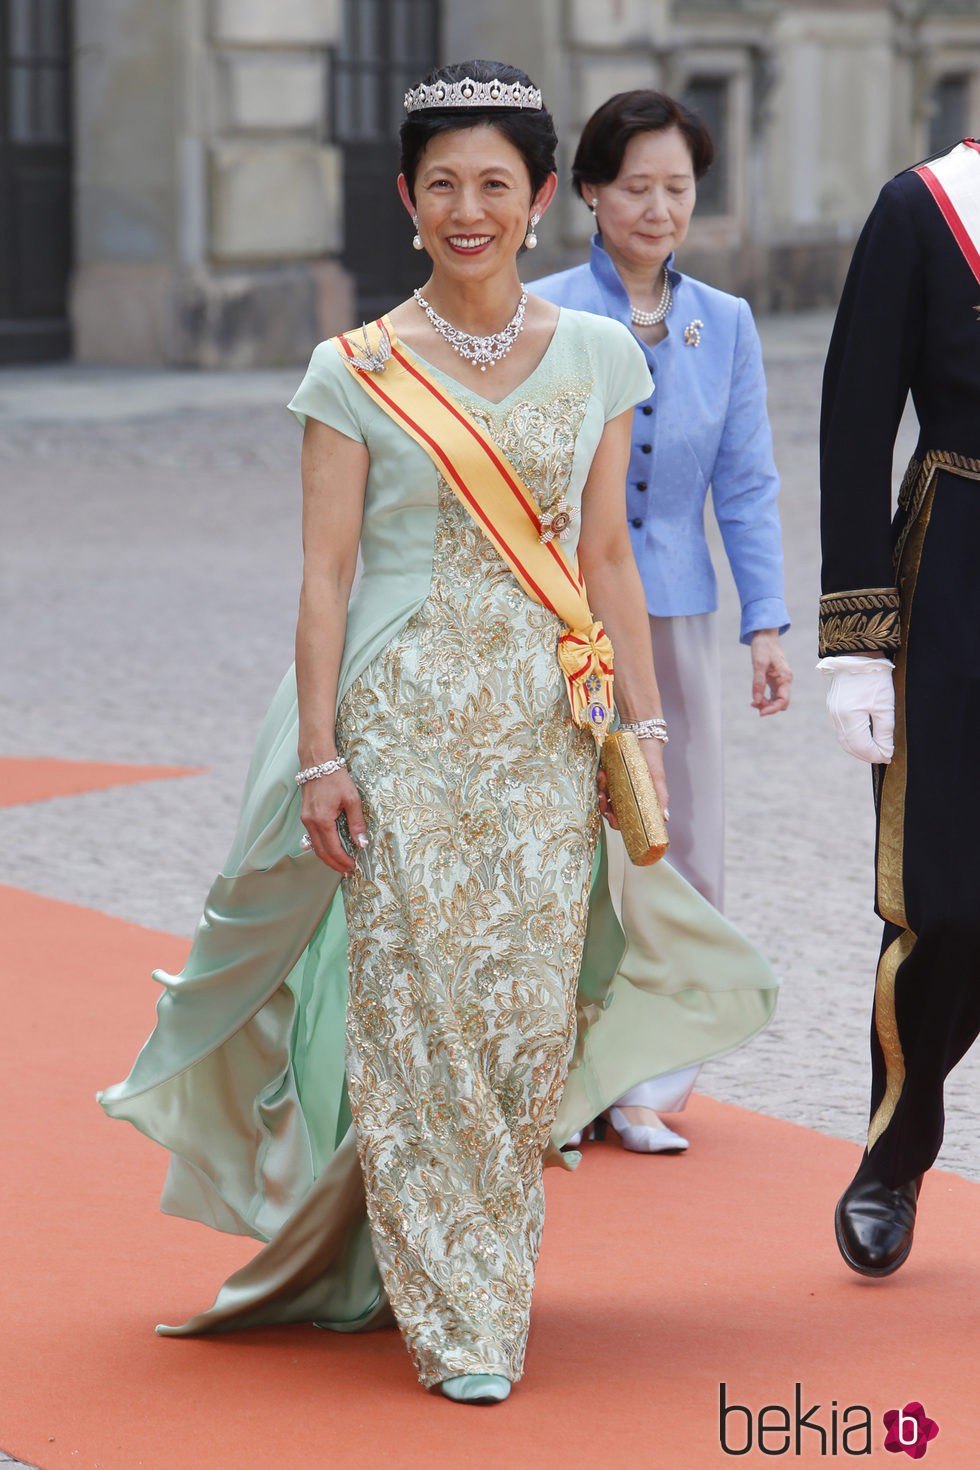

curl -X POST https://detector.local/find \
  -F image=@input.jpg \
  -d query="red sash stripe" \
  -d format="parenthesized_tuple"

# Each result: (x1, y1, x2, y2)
(338, 333, 556, 612)
(387, 342, 585, 600)
(336, 319, 615, 740)
(914, 161, 980, 286)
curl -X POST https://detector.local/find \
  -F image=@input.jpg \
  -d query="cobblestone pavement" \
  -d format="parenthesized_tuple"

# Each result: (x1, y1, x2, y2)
(1, 314, 977, 1221)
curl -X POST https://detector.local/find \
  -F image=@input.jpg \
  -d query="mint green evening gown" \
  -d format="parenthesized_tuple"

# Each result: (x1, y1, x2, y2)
(99, 309, 777, 1386)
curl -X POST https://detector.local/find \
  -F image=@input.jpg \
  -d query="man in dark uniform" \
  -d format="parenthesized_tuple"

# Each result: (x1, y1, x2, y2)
(818, 137, 980, 1276)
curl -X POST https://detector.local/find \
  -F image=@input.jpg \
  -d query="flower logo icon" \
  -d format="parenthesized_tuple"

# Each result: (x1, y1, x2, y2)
(883, 1402, 940, 1458)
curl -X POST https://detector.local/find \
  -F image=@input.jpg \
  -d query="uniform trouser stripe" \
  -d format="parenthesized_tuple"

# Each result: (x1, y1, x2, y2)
(867, 929, 914, 1152)
(865, 464, 936, 1160)
(865, 457, 980, 1182)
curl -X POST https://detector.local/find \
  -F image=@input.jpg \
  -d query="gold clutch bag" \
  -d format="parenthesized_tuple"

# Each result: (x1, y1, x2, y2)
(600, 729, 669, 866)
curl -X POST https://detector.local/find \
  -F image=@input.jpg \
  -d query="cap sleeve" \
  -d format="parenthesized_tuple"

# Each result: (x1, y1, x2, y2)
(287, 338, 368, 443)
(595, 317, 653, 421)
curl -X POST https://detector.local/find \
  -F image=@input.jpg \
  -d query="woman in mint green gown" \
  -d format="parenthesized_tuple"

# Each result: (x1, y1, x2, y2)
(99, 60, 777, 1403)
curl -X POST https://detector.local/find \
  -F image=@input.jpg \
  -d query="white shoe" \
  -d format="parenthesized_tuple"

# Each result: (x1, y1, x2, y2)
(438, 1374, 511, 1404)
(608, 1106, 688, 1154)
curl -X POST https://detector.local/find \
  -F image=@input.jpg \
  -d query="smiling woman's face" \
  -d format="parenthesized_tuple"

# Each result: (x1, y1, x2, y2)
(587, 126, 697, 274)
(399, 124, 547, 279)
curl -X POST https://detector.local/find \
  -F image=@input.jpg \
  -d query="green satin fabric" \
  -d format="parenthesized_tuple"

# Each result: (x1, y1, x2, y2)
(99, 666, 775, 1336)
(99, 320, 778, 1335)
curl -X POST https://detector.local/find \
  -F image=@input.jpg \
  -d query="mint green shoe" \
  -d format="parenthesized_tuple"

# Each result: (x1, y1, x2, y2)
(438, 1374, 511, 1404)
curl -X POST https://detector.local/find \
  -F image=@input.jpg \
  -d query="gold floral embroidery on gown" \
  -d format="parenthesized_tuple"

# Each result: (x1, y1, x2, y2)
(335, 385, 600, 1388)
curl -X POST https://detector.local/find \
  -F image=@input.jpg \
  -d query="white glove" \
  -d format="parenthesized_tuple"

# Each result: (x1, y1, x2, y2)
(816, 655, 895, 764)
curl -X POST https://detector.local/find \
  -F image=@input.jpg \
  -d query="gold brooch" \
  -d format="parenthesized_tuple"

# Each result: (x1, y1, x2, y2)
(683, 319, 704, 347)
(348, 322, 392, 373)
(539, 497, 578, 544)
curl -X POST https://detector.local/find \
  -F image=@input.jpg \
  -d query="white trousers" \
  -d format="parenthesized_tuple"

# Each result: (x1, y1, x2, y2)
(616, 612, 724, 1114)
(650, 611, 724, 909)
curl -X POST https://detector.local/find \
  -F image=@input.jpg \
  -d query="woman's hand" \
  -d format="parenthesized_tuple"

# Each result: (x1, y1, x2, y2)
(301, 771, 369, 874)
(597, 765, 617, 826)
(750, 629, 792, 716)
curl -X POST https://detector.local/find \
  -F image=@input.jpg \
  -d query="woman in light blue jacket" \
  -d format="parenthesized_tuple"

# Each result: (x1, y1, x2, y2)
(533, 90, 792, 1152)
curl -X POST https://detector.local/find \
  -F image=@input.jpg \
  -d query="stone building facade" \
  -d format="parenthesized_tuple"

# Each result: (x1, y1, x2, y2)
(70, 0, 353, 367)
(2, 0, 980, 365)
(554, 0, 980, 309)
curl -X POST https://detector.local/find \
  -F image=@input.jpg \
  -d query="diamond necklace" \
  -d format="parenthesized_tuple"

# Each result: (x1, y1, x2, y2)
(630, 268, 672, 327)
(413, 287, 528, 371)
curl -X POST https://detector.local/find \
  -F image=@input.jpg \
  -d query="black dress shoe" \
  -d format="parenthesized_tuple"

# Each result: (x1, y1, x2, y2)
(834, 1166, 923, 1278)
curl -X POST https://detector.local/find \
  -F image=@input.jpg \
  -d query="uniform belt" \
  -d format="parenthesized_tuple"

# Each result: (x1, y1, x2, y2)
(895, 449, 980, 569)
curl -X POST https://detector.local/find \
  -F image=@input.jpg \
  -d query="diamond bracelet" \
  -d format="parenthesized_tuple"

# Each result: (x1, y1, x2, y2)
(295, 756, 347, 786)
(620, 718, 669, 744)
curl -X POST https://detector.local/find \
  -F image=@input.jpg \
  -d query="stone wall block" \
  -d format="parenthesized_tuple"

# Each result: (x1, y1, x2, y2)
(562, 192, 593, 247)
(210, 0, 340, 47)
(575, 59, 659, 123)
(757, 240, 854, 313)
(216, 53, 326, 133)
(71, 262, 178, 363)
(210, 144, 342, 260)
(311, 259, 356, 342)
(566, 0, 664, 50)
(72, 0, 183, 265)
(174, 265, 323, 367)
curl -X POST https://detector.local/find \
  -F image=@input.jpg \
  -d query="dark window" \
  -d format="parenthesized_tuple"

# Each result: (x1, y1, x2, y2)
(681, 75, 730, 217)
(0, 0, 72, 362)
(8, 0, 70, 144)
(332, 0, 440, 321)
(928, 74, 970, 157)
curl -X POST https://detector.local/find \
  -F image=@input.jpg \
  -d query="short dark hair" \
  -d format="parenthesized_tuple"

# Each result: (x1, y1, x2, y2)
(571, 90, 715, 199)
(400, 59, 557, 202)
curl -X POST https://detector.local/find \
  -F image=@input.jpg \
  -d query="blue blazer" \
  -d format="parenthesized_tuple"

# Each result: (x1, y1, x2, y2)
(531, 237, 789, 642)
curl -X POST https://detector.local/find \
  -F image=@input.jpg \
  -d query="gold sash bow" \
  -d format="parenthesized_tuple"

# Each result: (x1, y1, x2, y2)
(556, 622, 615, 735)
(334, 317, 615, 742)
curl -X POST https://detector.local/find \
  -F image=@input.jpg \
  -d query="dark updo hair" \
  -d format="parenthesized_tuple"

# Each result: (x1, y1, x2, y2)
(571, 90, 714, 201)
(400, 59, 557, 202)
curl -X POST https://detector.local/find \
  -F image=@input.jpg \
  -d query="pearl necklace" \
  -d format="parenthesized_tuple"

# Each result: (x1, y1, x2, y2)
(630, 269, 672, 327)
(413, 287, 528, 371)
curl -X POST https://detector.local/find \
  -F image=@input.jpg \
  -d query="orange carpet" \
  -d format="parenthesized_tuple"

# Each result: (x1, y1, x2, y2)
(0, 757, 203, 808)
(2, 881, 977, 1470)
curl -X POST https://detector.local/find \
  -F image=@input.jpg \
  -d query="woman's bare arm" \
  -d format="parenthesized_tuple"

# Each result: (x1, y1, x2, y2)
(295, 417, 370, 874)
(577, 409, 669, 816)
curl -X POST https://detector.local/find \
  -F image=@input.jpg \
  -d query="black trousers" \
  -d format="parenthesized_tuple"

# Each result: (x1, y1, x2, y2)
(866, 463, 980, 1187)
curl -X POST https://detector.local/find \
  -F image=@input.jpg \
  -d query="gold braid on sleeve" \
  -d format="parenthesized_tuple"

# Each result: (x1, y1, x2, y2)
(818, 587, 901, 657)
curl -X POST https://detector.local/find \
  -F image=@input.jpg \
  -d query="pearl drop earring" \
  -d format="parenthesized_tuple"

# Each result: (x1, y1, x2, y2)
(412, 214, 423, 251)
(524, 212, 540, 249)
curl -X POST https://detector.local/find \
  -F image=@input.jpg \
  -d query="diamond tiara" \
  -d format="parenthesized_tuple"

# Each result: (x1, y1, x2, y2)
(404, 77, 543, 114)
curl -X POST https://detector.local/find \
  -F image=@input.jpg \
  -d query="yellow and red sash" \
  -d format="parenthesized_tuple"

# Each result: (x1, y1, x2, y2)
(914, 139, 980, 286)
(333, 317, 614, 742)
